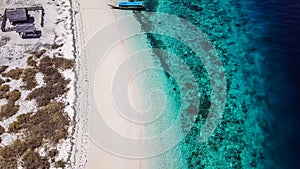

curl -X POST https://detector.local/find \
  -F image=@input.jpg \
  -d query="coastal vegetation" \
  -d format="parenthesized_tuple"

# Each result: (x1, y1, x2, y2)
(0, 46, 74, 168)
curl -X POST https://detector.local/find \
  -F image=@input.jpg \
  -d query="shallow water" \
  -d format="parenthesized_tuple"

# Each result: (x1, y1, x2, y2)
(134, 0, 300, 168)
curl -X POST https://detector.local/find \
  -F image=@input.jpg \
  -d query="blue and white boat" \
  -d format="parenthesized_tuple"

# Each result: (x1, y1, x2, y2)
(107, 1, 145, 10)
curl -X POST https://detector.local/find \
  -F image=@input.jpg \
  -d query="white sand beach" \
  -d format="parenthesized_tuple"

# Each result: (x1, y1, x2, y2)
(75, 0, 157, 168)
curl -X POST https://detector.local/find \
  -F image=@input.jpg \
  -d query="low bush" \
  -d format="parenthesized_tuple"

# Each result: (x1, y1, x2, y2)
(21, 68, 38, 90)
(0, 103, 19, 120)
(29, 49, 47, 58)
(54, 160, 66, 169)
(0, 78, 5, 85)
(2, 68, 24, 80)
(38, 56, 53, 72)
(0, 139, 27, 159)
(22, 150, 50, 169)
(0, 125, 5, 135)
(27, 66, 69, 106)
(47, 149, 58, 159)
(7, 89, 21, 103)
(8, 113, 31, 133)
(0, 158, 17, 169)
(0, 65, 8, 74)
(8, 102, 69, 143)
(52, 57, 74, 70)
(27, 56, 37, 67)
(26, 135, 43, 150)
(0, 84, 9, 99)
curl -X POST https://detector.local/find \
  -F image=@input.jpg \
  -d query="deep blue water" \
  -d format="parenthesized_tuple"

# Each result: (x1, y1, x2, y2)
(260, 0, 300, 168)
(135, 0, 300, 168)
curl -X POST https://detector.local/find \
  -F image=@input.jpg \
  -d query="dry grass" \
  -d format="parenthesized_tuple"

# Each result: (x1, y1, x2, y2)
(39, 56, 53, 70)
(0, 48, 72, 168)
(0, 36, 11, 48)
(47, 149, 58, 159)
(0, 103, 19, 120)
(53, 57, 74, 70)
(27, 58, 70, 106)
(27, 56, 38, 67)
(8, 113, 31, 133)
(51, 43, 64, 50)
(7, 89, 21, 103)
(0, 66, 8, 74)
(0, 125, 5, 135)
(0, 84, 10, 92)
(0, 139, 27, 159)
(0, 158, 17, 169)
(29, 49, 47, 58)
(0, 78, 5, 85)
(21, 68, 38, 90)
(22, 150, 50, 169)
(54, 160, 66, 168)
(9, 102, 69, 143)
(2, 68, 24, 80)
(0, 84, 10, 99)
(6, 102, 69, 168)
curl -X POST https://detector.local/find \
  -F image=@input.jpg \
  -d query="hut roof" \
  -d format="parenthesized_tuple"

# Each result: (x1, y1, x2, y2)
(15, 24, 36, 33)
(5, 8, 28, 22)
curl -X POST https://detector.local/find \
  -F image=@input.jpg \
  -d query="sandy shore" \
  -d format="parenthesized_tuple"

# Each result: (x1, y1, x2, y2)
(74, 0, 157, 168)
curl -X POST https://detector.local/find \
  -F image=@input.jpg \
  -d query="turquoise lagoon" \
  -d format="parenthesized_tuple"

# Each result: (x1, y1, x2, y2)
(132, 0, 300, 168)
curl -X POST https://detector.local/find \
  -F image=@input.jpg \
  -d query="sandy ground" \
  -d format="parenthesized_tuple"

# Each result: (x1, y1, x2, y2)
(0, 0, 77, 168)
(74, 0, 159, 168)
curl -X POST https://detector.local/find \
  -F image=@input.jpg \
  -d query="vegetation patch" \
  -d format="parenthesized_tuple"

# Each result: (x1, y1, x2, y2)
(28, 49, 47, 59)
(0, 46, 74, 168)
(9, 101, 69, 143)
(22, 150, 50, 169)
(0, 78, 5, 85)
(21, 68, 38, 90)
(2, 68, 24, 80)
(27, 56, 38, 68)
(53, 57, 74, 70)
(7, 89, 21, 103)
(0, 84, 10, 99)
(27, 56, 70, 106)
(0, 139, 27, 159)
(0, 103, 19, 120)
(0, 125, 5, 135)
(0, 65, 8, 74)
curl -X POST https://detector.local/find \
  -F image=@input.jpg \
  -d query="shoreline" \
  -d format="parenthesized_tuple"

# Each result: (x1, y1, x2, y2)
(74, 0, 170, 168)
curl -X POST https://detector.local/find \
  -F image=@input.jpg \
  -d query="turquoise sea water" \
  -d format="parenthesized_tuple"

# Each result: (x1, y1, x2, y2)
(133, 0, 300, 168)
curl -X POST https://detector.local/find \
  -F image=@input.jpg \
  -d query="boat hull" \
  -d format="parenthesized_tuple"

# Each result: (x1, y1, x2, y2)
(107, 4, 145, 10)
